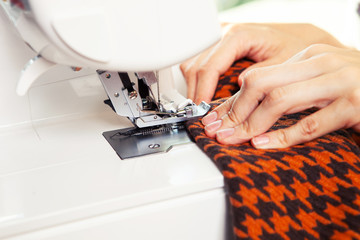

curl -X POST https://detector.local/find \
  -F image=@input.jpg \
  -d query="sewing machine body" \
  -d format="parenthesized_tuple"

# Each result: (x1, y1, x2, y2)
(0, 1, 232, 239)
(0, 7, 229, 240)
(6, 0, 220, 71)
(1, 0, 221, 159)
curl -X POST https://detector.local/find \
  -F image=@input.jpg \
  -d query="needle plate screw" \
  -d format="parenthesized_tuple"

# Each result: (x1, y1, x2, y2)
(148, 143, 160, 149)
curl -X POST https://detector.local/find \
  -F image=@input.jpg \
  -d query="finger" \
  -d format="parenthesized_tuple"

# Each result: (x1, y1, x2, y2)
(204, 62, 308, 139)
(195, 26, 329, 104)
(181, 48, 216, 100)
(215, 72, 341, 144)
(221, 49, 350, 131)
(251, 97, 355, 149)
(193, 37, 246, 104)
(284, 43, 342, 63)
(184, 22, 231, 101)
(202, 94, 238, 137)
(204, 87, 261, 138)
(219, 58, 330, 129)
(181, 55, 202, 100)
(202, 93, 237, 124)
(238, 57, 286, 86)
(202, 53, 293, 128)
(203, 49, 317, 131)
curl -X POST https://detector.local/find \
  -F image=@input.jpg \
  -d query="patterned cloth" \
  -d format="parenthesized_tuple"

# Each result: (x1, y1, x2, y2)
(186, 59, 360, 240)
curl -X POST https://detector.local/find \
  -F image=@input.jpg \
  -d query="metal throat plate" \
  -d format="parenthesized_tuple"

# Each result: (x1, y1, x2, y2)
(102, 124, 191, 159)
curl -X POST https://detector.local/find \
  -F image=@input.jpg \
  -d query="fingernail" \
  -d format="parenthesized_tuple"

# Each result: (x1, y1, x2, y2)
(252, 135, 270, 147)
(204, 120, 222, 132)
(216, 128, 235, 139)
(202, 111, 218, 125)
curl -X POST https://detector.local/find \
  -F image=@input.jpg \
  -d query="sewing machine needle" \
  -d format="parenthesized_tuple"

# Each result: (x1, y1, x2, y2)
(155, 70, 161, 111)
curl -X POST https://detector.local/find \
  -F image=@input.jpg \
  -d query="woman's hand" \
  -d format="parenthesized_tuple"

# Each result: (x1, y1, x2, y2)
(180, 23, 344, 104)
(202, 44, 360, 148)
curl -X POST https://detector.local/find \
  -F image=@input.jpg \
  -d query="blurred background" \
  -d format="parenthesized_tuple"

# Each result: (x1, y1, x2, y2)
(216, 0, 255, 11)
(216, 0, 360, 49)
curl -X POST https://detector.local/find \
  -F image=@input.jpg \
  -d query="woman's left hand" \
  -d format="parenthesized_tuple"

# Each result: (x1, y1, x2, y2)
(202, 44, 360, 148)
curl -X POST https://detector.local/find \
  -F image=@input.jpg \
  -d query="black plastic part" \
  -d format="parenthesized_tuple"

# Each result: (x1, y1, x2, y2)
(118, 72, 135, 93)
(138, 78, 150, 99)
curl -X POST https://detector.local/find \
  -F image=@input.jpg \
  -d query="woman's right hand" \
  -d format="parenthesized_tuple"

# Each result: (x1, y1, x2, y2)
(180, 23, 345, 104)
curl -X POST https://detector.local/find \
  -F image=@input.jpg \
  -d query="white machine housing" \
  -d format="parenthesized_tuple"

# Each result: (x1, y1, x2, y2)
(0, 1, 231, 239)
(6, 0, 220, 71)
(3, 0, 221, 128)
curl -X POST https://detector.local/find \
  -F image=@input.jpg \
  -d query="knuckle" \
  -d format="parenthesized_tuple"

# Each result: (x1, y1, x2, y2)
(197, 66, 208, 77)
(225, 24, 237, 35)
(179, 63, 186, 73)
(197, 65, 220, 81)
(214, 97, 234, 114)
(224, 23, 242, 36)
(240, 76, 251, 89)
(242, 69, 261, 89)
(180, 65, 193, 78)
(180, 59, 193, 72)
(183, 68, 197, 83)
(223, 96, 236, 108)
(299, 117, 319, 138)
(264, 87, 287, 106)
(240, 120, 253, 135)
(277, 129, 290, 147)
(303, 44, 328, 58)
(226, 109, 243, 125)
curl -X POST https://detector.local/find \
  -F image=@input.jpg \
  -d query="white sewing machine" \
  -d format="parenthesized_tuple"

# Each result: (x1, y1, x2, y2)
(0, 1, 233, 240)
(2, 0, 221, 159)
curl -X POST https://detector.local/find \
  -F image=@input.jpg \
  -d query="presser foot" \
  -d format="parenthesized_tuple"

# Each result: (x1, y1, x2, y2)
(102, 123, 192, 159)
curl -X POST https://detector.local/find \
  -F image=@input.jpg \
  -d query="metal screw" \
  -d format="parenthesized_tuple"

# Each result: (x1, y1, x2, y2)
(129, 91, 138, 100)
(106, 73, 111, 79)
(114, 92, 120, 97)
(148, 144, 160, 149)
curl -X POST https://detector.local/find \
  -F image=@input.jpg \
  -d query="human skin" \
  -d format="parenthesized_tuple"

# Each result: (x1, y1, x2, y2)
(181, 23, 360, 148)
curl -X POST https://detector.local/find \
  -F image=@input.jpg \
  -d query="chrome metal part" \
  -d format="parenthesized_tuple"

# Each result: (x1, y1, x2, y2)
(102, 124, 190, 159)
(135, 101, 211, 128)
(136, 72, 157, 86)
(98, 69, 211, 128)
(98, 69, 212, 159)
(98, 71, 142, 119)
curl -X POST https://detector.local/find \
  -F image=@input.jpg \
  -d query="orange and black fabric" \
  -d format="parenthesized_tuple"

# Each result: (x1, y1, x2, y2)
(186, 59, 360, 240)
